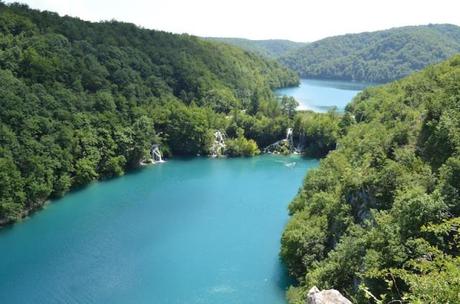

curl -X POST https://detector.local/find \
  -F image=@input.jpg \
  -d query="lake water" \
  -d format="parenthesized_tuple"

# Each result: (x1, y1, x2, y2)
(275, 79, 371, 112)
(0, 155, 318, 304)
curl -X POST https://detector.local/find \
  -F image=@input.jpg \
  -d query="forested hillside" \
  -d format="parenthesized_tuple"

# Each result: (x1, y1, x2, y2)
(281, 55, 460, 303)
(280, 24, 460, 82)
(0, 3, 299, 224)
(205, 37, 306, 59)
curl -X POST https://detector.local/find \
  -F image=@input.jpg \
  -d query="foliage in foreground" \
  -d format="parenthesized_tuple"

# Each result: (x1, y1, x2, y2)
(281, 55, 460, 303)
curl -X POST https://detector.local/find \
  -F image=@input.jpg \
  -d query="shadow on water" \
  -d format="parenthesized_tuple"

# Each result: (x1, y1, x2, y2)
(0, 155, 256, 231)
(0, 221, 15, 235)
(1, 154, 313, 233)
(276, 260, 296, 292)
(0, 155, 246, 231)
(0, 159, 168, 230)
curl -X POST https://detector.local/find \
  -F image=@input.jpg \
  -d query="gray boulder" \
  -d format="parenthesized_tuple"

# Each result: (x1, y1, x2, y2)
(307, 286, 352, 304)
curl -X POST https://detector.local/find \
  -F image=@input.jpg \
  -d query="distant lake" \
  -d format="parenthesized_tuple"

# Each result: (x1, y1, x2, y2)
(275, 79, 371, 112)
(0, 155, 318, 304)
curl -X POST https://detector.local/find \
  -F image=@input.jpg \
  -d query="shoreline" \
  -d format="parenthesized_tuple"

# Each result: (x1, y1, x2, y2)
(0, 152, 310, 228)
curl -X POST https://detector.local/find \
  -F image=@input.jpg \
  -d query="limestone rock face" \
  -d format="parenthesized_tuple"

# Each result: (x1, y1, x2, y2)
(307, 286, 352, 304)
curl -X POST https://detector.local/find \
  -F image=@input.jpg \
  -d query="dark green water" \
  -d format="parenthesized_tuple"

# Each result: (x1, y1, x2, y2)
(0, 155, 318, 304)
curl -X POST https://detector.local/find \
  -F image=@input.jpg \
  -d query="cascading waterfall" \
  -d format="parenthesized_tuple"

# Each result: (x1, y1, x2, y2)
(210, 130, 226, 157)
(297, 132, 306, 152)
(263, 128, 298, 154)
(150, 144, 164, 163)
(286, 128, 294, 150)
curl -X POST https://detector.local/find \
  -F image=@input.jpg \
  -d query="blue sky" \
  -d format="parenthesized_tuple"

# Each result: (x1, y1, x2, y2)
(5, 0, 460, 42)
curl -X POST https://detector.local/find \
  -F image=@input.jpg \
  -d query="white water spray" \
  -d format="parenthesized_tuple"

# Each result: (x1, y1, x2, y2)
(286, 128, 294, 150)
(263, 128, 297, 154)
(150, 144, 164, 163)
(210, 130, 226, 157)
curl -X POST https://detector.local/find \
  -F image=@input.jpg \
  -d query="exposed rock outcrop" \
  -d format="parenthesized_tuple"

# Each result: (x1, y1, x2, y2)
(307, 286, 352, 304)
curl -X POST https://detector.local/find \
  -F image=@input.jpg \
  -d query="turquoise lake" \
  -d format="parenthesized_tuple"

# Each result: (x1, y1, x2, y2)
(0, 155, 318, 304)
(275, 78, 371, 112)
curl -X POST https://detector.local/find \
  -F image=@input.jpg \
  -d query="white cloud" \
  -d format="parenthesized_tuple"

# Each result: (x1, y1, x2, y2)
(5, 0, 460, 42)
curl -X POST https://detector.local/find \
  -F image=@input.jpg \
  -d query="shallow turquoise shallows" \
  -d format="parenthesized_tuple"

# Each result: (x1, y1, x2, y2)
(275, 78, 371, 112)
(0, 155, 318, 304)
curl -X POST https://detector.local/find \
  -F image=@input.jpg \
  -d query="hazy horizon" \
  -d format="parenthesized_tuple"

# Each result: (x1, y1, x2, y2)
(4, 0, 460, 42)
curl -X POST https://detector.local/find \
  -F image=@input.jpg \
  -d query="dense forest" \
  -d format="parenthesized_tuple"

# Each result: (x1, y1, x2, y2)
(280, 24, 460, 82)
(281, 55, 460, 303)
(0, 2, 300, 224)
(293, 109, 341, 158)
(2, 2, 459, 302)
(205, 37, 306, 59)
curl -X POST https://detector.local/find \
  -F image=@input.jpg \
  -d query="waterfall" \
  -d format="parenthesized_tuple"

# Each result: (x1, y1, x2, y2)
(150, 144, 164, 163)
(286, 128, 294, 150)
(263, 128, 296, 154)
(210, 130, 226, 157)
(296, 132, 305, 152)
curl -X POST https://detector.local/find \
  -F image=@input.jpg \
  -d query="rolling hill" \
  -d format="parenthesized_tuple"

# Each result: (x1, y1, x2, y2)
(205, 37, 307, 58)
(279, 24, 460, 82)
